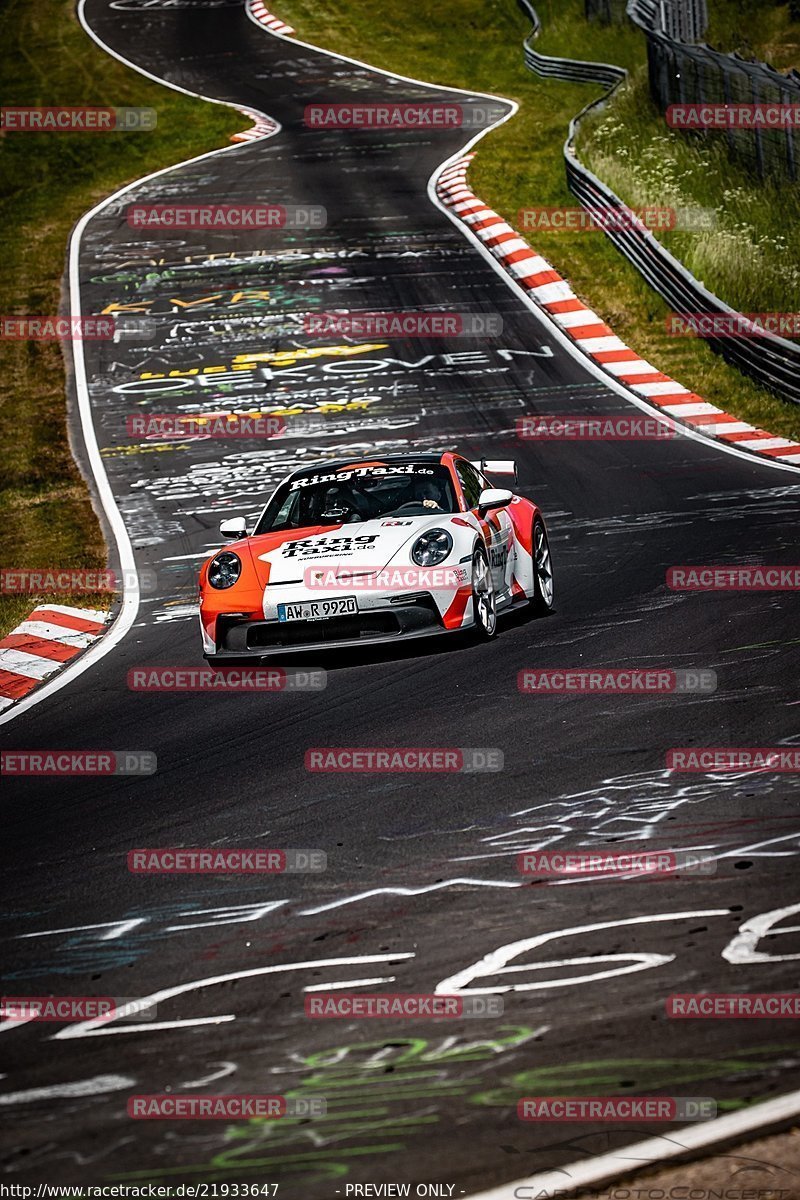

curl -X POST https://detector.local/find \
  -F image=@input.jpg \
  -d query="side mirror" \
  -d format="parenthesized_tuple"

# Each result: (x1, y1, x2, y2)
(477, 487, 513, 515)
(219, 516, 247, 539)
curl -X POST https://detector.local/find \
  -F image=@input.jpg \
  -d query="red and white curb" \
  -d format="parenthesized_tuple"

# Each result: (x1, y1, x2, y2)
(437, 155, 800, 466)
(233, 0, 294, 141)
(247, 0, 295, 36)
(231, 105, 281, 144)
(0, 605, 111, 713)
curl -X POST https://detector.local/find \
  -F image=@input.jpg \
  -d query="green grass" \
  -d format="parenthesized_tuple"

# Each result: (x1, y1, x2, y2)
(0, 0, 243, 638)
(268, 0, 800, 443)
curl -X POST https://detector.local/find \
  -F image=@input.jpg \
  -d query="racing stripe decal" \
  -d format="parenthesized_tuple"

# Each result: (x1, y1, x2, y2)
(0, 606, 111, 713)
(443, 584, 473, 630)
(436, 156, 800, 467)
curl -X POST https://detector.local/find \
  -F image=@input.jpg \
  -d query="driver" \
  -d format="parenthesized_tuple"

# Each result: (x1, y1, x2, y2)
(413, 477, 447, 511)
(319, 483, 372, 523)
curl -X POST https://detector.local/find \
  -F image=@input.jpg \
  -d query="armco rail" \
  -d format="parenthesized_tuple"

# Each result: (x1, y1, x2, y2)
(518, 0, 800, 406)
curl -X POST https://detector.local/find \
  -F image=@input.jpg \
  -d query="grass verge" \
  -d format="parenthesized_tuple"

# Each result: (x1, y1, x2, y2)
(266, 0, 800, 445)
(0, 0, 243, 639)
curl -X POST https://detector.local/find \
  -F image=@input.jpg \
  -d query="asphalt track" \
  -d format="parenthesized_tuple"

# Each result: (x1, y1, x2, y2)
(1, 0, 800, 1191)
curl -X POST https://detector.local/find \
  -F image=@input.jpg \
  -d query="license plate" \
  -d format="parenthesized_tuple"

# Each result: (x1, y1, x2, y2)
(277, 596, 358, 622)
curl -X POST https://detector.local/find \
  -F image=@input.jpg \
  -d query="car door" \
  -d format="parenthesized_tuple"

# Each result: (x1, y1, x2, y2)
(455, 460, 515, 597)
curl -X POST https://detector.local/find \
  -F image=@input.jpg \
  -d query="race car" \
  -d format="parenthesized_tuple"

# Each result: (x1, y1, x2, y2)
(198, 452, 554, 660)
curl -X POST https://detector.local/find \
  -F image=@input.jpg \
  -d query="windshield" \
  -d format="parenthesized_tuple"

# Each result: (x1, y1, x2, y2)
(254, 464, 458, 533)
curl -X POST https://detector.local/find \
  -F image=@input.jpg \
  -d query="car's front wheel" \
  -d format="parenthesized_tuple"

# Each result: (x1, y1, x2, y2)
(471, 544, 497, 639)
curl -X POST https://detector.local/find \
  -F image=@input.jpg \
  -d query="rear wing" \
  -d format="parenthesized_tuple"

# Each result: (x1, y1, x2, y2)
(471, 459, 518, 483)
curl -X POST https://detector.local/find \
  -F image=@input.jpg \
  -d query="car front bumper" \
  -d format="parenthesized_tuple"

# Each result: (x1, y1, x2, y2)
(207, 597, 462, 658)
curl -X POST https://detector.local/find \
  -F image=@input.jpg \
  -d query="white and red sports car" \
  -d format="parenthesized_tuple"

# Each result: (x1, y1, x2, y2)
(199, 452, 554, 660)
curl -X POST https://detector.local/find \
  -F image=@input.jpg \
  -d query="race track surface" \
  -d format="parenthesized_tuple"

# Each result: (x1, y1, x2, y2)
(1, 0, 800, 1190)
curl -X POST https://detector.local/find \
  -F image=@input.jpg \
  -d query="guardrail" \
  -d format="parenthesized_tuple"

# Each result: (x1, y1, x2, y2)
(516, 0, 800, 405)
(628, 0, 800, 182)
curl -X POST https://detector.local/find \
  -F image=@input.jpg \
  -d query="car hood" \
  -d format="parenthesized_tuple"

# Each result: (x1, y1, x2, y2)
(245, 515, 467, 587)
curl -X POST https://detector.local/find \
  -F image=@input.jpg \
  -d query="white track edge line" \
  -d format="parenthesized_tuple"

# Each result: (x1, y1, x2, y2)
(465, 1084, 800, 1200)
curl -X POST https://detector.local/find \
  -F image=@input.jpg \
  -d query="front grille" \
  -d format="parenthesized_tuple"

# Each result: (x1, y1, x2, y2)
(246, 612, 400, 648)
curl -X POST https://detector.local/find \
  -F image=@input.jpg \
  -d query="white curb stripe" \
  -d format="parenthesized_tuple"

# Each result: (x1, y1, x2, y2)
(0, 649, 63, 681)
(466, 1085, 800, 1200)
(13, 621, 98, 648)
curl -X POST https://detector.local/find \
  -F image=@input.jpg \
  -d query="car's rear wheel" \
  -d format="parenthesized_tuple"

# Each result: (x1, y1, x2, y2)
(531, 518, 555, 616)
(471, 545, 497, 639)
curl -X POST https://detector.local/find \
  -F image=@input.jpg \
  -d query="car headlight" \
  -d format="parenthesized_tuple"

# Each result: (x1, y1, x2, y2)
(411, 528, 453, 567)
(208, 551, 242, 589)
